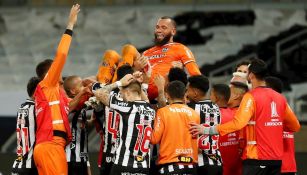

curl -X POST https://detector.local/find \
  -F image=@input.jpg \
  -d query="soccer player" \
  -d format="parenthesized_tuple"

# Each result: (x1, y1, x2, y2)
(228, 81, 249, 161)
(33, 4, 80, 175)
(12, 77, 40, 175)
(265, 76, 297, 175)
(190, 58, 301, 175)
(64, 75, 93, 175)
(142, 16, 201, 101)
(151, 80, 199, 175)
(96, 44, 140, 84)
(186, 76, 222, 175)
(94, 73, 155, 175)
(211, 84, 242, 175)
(154, 67, 188, 108)
(94, 64, 135, 175)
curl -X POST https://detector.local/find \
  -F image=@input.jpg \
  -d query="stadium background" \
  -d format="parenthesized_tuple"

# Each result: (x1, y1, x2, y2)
(0, 0, 307, 174)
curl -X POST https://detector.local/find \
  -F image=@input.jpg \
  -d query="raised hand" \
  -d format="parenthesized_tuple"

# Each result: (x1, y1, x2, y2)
(120, 74, 134, 87)
(134, 55, 149, 71)
(67, 4, 81, 30)
(154, 74, 165, 91)
(133, 71, 144, 83)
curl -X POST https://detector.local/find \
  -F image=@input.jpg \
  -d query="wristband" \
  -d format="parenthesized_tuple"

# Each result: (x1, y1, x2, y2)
(115, 81, 122, 87)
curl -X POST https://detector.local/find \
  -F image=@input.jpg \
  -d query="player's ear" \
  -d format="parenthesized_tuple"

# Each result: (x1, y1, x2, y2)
(171, 28, 176, 36)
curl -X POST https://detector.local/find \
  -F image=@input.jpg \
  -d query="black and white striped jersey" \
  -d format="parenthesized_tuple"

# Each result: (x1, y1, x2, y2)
(109, 93, 155, 169)
(12, 99, 36, 172)
(159, 164, 196, 175)
(66, 107, 89, 163)
(188, 100, 222, 166)
(94, 90, 121, 164)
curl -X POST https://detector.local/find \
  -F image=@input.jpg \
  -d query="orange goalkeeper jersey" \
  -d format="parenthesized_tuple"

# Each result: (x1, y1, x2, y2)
(143, 42, 201, 100)
(151, 103, 200, 165)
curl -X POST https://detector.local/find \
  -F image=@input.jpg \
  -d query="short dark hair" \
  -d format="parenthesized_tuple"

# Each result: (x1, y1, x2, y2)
(117, 64, 134, 81)
(248, 58, 268, 80)
(212, 84, 231, 102)
(168, 67, 188, 86)
(230, 81, 249, 93)
(160, 16, 177, 28)
(236, 60, 251, 71)
(188, 75, 209, 94)
(27, 77, 40, 97)
(265, 76, 283, 93)
(166, 80, 186, 99)
(36, 59, 53, 80)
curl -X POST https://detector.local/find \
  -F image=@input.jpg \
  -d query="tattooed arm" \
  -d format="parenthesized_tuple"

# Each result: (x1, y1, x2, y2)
(94, 74, 134, 106)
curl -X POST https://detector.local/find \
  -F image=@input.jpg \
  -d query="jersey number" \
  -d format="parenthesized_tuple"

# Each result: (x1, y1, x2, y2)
(134, 124, 152, 153)
(108, 111, 120, 139)
(198, 124, 219, 151)
(16, 127, 29, 155)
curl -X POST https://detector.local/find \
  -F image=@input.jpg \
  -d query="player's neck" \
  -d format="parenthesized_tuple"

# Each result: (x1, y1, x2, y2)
(228, 101, 240, 108)
(252, 80, 266, 89)
(169, 98, 184, 105)
(197, 95, 207, 102)
(217, 101, 228, 108)
(125, 94, 141, 102)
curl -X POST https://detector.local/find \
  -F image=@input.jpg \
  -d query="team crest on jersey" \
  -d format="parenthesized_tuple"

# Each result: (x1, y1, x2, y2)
(135, 155, 144, 162)
(270, 101, 279, 118)
(162, 47, 169, 52)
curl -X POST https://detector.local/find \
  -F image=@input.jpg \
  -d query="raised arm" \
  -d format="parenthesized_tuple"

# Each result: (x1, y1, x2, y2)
(41, 4, 80, 87)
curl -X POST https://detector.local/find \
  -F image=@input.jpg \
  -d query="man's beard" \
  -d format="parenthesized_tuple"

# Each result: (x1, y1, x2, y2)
(154, 33, 172, 46)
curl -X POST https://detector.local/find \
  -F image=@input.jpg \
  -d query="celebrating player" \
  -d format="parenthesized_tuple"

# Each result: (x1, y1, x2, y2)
(33, 4, 80, 175)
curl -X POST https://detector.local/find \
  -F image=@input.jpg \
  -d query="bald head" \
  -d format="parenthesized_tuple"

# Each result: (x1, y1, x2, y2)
(64, 75, 82, 98)
(154, 16, 177, 46)
(159, 16, 177, 28)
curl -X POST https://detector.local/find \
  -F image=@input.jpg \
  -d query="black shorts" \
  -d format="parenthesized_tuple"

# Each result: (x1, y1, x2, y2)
(100, 161, 113, 175)
(68, 162, 88, 175)
(11, 167, 38, 175)
(243, 159, 282, 175)
(197, 165, 222, 175)
(110, 164, 149, 175)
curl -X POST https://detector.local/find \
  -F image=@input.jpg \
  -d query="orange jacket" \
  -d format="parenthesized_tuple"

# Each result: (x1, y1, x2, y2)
(34, 31, 72, 145)
(151, 103, 200, 165)
(217, 87, 300, 160)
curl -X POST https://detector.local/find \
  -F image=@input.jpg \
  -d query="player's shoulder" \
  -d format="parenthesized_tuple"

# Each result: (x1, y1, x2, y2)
(20, 99, 35, 108)
(143, 46, 158, 55)
(167, 42, 189, 49)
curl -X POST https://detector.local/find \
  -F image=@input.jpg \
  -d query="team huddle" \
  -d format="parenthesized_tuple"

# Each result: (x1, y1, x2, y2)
(11, 4, 301, 175)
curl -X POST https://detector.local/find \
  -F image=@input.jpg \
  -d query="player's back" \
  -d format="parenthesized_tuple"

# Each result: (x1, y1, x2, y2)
(188, 100, 222, 167)
(12, 99, 37, 174)
(219, 107, 241, 175)
(151, 103, 200, 165)
(109, 94, 156, 169)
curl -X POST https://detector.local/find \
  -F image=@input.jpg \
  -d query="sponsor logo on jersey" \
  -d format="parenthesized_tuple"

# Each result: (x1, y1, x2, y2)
(178, 156, 193, 163)
(162, 48, 169, 52)
(117, 101, 129, 107)
(175, 148, 193, 155)
(148, 54, 166, 60)
(169, 107, 192, 116)
(135, 155, 144, 162)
